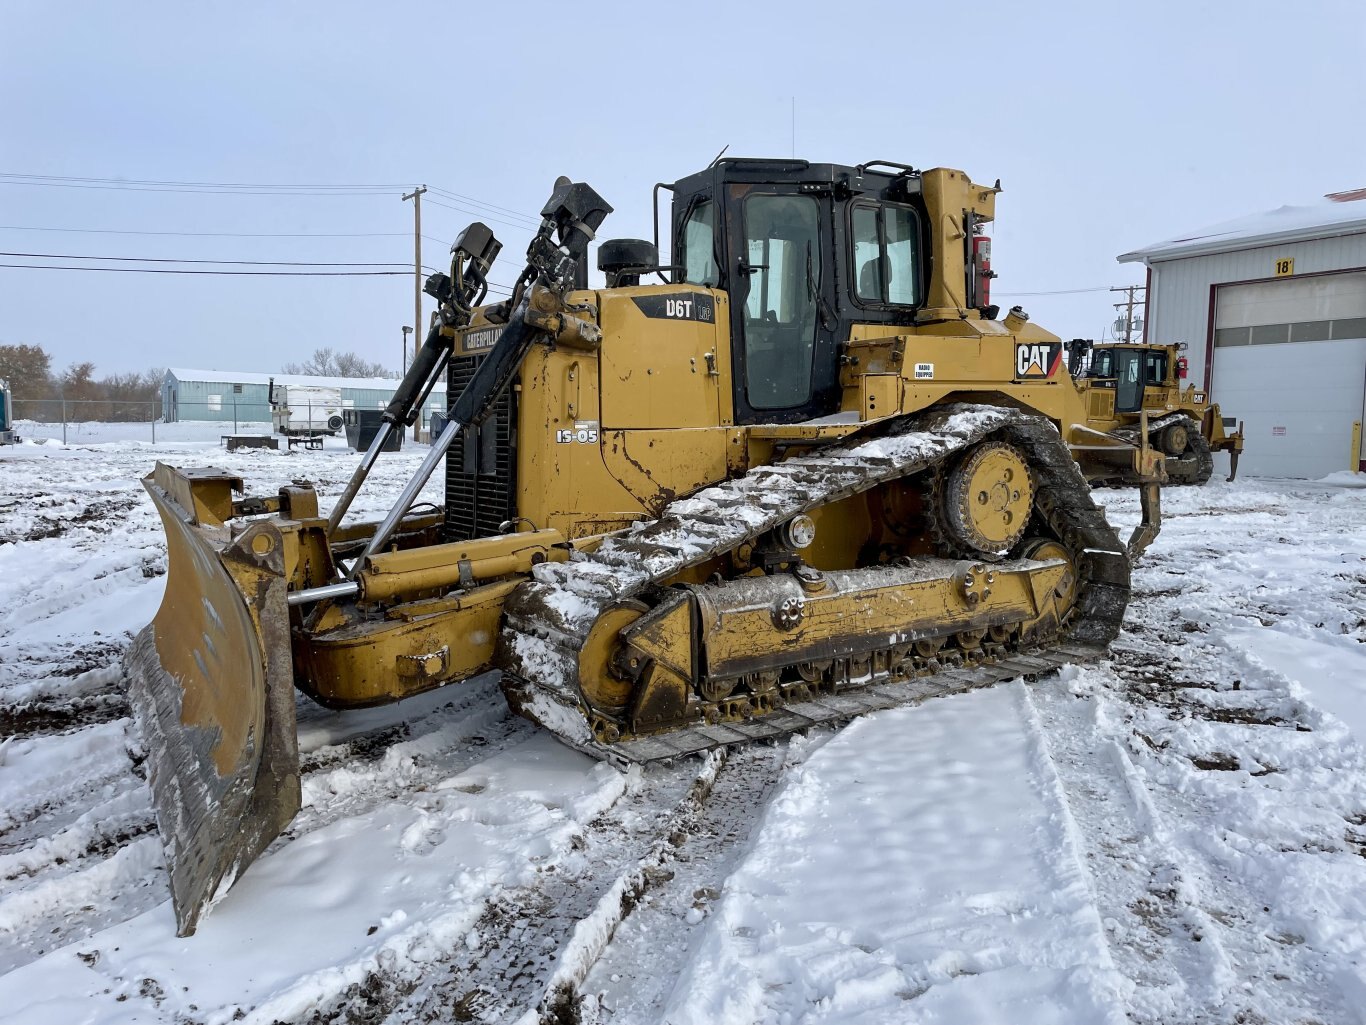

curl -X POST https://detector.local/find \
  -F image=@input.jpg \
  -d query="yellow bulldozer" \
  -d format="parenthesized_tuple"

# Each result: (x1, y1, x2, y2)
(128, 160, 1167, 935)
(1066, 338, 1244, 485)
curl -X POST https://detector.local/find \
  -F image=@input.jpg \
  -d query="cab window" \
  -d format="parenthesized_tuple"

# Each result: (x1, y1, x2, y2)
(1144, 349, 1168, 383)
(681, 200, 718, 287)
(851, 202, 920, 306)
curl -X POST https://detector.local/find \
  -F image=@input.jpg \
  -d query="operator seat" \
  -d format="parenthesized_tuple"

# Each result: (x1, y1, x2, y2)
(860, 255, 893, 302)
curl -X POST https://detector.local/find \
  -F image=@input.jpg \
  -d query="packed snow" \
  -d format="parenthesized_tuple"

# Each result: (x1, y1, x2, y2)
(1, 422, 1365, 1024)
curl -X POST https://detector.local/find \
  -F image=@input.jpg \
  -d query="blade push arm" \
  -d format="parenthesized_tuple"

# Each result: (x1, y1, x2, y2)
(329, 179, 612, 586)
(326, 223, 503, 536)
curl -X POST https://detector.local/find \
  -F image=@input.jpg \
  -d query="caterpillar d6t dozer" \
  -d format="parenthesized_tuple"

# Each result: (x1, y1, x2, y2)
(1066, 339, 1244, 485)
(128, 161, 1164, 935)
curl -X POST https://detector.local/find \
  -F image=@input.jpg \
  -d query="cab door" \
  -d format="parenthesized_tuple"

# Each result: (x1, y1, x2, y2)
(1115, 349, 1144, 413)
(1113, 348, 1170, 413)
(726, 189, 839, 424)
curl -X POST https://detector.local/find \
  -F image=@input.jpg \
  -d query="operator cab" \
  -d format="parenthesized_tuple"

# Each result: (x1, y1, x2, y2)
(1086, 346, 1169, 413)
(666, 159, 955, 426)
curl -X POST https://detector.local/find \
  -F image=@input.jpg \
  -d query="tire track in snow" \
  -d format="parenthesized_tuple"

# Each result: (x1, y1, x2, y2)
(0, 719, 140, 849)
(286, 683, 534, 842)
(267, 758, 698, 1024)
(0, 438, 460, 981)
(380, 757, 723, 1025)
(1102, 646, 1366, 1025)
(1033, 579, 1366, 1024)
(285, 743, 796, 1025)
(564, 743, 800, 1025)
(1026, 672, 1235, 1023)
(0, 680, 532, 978)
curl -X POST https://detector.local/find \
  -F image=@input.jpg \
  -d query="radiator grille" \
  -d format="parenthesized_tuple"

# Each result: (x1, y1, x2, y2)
(442, 354, 517, 542)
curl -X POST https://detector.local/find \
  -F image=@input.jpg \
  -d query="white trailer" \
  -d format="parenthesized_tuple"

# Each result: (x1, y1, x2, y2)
(268, 379, 344, 436)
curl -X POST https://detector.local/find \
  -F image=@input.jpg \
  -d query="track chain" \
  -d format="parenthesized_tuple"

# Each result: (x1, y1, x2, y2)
(1106, 413, 1214, 486)
(499, 404, 1130, 766)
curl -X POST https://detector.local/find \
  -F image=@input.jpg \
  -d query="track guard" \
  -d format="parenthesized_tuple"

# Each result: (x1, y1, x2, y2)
(125, 466, 300, 936)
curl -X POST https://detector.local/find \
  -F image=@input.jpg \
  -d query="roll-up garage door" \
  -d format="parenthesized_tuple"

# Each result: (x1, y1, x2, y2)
(1213, 271, 1366, 478)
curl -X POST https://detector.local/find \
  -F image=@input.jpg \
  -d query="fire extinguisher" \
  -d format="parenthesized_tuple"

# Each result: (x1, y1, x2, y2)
(972, 233, 994, 309)
(1176, 355, 1189, 379)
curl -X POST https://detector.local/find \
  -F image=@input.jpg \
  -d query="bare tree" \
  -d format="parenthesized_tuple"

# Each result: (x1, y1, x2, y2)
(282, 348, 393, 378)
(61, 362, 102, 421)
(103, 368, 163, 420)
(333, 351, 394, 378)
(0, 343, 53, 399)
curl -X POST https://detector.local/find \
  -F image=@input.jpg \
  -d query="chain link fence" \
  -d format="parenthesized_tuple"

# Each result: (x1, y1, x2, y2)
(7, 398, 424, 445)
(12, 397, 275, 443)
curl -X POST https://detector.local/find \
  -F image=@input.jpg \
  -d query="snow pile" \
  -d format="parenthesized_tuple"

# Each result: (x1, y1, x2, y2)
(1318, 470, 1366, 489)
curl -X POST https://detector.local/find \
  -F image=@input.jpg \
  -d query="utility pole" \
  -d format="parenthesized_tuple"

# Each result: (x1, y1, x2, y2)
(1110, 284, 1146, 344)
(402, 185, 427, 439)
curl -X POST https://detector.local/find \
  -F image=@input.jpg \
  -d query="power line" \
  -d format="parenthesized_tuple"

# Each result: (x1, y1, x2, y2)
(0, 175, 546, 226)
(0, 250, 409, 267)
(426, 185, 542, 225)
(0, 172, 413, 189)
(0, 263, 409, 276)
(2, 254, 513, 289)
(0, 181, 400, 196)
(995, 286, 1111, 297)
(0, 173, 547, 239)
(0, 173, 402, 196)
(0, 171, 547, 295)
(0, 224, 411, 239)
(423, 197, 541, 233)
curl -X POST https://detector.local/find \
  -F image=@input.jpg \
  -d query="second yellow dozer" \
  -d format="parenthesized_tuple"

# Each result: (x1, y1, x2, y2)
(127, 160, 1165, 935)
(1065, 338, 1245, 485)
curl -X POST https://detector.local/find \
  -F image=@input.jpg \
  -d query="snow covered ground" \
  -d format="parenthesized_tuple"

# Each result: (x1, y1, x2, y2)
(1, 423, 1364, 1024)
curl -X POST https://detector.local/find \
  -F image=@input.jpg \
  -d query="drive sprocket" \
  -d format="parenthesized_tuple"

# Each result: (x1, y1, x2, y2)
(938, 440, 1034, 560)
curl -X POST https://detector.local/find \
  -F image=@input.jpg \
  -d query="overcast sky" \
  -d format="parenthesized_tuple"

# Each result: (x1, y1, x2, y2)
(3, 0, 1363, 380)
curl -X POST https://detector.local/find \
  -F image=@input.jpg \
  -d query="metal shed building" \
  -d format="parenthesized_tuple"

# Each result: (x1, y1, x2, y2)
(162, 368, 447, 425)
(1119, 193, 1366, 478)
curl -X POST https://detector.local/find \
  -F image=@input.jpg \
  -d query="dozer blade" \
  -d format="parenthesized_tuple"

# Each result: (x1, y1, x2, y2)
(124, 464, 300, 936)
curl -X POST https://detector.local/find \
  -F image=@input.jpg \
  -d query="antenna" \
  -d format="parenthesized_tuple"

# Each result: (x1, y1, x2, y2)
(709, 144, 730, 167)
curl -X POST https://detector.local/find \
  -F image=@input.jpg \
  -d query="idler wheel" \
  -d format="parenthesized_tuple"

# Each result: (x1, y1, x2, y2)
(579, 599, 649, 713)
(1161, 420, 1191, 456)
(943, 441, 1034, 558)
(1018, 538, 1079, 621)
